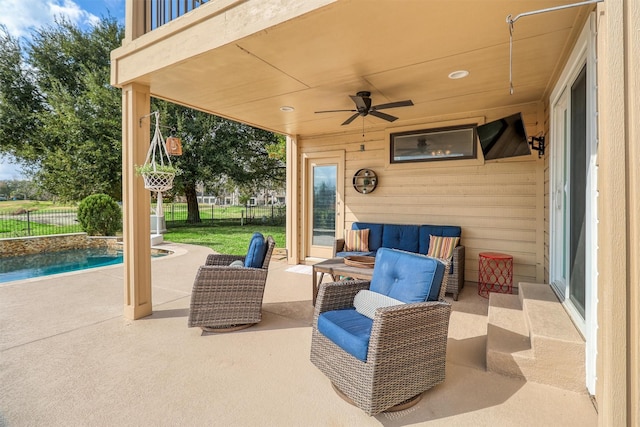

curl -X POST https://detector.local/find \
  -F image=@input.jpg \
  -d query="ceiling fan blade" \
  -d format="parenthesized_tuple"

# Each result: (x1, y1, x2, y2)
(349, 95, 371, 111)
(341, 113, 361, 126)
(369, 110, 398, 122)
(372, 100, 414, 110)
(315, 109, 357, 114)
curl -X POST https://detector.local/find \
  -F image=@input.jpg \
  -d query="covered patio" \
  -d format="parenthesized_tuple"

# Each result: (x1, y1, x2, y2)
(0, 243, 596, 425)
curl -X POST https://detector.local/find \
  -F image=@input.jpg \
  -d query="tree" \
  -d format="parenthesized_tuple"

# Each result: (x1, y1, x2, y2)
(0, 19, 123, 201)
(266, 134, 286, 162)
(153, 100, 285, 223)
(0, 179, 38, 200)
(10, 179, 39, 200)
(0, 28, 43, 161)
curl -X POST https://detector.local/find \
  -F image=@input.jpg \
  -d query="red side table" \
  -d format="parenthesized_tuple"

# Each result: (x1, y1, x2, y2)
(478, 252, 513, 298)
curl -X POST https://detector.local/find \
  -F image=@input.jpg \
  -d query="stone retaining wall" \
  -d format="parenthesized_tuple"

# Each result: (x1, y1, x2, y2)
(0, 233, 121, 258)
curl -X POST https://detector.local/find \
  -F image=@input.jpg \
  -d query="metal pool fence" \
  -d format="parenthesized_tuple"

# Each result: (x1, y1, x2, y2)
(0, 204, 285, 239)
(160, 203, 286, 226)
(0, 208, 82, 238)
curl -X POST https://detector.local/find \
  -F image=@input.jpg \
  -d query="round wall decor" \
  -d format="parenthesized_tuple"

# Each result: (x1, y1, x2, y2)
(353, 168, 378, 194)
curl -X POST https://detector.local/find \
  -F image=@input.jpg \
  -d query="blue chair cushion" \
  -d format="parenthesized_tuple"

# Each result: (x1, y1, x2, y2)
(381, 224, 419, 253)
(318, 308, 373, 361)
(352, 222, 384, 251)
(369, 248, 445, 302)
(244, 232, 267, 268)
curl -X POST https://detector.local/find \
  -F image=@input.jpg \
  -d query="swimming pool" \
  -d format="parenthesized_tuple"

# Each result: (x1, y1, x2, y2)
(0, 247, 166, 284)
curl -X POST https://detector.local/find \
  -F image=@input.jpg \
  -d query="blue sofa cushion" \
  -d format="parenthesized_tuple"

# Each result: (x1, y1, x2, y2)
(370, 248, 445, 302)
(418, 225, 461, 255)
(244, 232, 267, 268)
(381, 224, 419, 253)
(318, 308, 373, 361)
(352, 222, 384, 251)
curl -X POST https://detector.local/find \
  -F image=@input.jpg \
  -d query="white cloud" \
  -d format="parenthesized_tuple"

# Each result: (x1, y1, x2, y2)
(0, 0, 99, 39)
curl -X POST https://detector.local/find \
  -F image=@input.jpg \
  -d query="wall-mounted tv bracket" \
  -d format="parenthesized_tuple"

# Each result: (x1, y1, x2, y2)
(529, 136, 545, 158)
(507, 0, 603, 95)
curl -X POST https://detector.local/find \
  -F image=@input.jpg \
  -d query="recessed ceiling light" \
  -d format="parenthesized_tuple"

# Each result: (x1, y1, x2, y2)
(448, 70, 469, 79)
(280, 106, 295, 112)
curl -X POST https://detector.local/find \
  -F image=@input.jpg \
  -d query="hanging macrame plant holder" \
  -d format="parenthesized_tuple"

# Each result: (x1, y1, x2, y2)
(140, 111, 176, 236)
(141, 112, 175, 192)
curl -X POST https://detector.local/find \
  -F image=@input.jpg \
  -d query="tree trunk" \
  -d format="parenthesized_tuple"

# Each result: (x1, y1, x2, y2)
(184, 184, 201, 224)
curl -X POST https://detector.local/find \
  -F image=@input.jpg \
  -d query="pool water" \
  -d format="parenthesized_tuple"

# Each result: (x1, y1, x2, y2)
(0, 247, 165, 284)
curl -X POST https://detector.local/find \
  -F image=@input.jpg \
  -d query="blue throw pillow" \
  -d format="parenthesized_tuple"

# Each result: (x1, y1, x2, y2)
(244, 232, 267, 268)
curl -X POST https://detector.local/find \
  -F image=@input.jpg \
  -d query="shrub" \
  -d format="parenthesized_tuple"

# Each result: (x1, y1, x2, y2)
(77, 194, 122, 236)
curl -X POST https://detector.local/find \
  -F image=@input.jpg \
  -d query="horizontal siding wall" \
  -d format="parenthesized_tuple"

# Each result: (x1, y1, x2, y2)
(297, 104, 545, 285)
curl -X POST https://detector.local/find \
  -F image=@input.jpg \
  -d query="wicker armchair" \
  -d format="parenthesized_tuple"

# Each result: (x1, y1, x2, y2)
(310, 248, 451, 415)
(188, 235, 275, 332)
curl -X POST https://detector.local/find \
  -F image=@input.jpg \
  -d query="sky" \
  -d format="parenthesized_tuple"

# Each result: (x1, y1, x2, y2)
(0, 0, 125, 180)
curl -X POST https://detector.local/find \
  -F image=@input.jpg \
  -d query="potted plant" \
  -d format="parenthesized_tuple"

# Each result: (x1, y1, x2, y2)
(136, 111, 182, 192)
(135, 163, 180, 192)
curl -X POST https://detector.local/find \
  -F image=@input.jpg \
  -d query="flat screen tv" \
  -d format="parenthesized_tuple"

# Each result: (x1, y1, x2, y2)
(477, 113, 531, 161)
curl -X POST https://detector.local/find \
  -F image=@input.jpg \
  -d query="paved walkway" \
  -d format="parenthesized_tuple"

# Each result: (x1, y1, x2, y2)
(0, 243, 597, 426)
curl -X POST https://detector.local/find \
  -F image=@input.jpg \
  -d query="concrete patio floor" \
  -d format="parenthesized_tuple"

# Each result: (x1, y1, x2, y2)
(0, 242, 597, 426)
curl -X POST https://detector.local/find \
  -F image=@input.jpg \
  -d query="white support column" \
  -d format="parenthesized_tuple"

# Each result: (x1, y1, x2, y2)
(122, 83, 152, 320)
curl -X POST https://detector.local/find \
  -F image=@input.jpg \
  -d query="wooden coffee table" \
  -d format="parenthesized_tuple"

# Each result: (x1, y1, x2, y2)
(312, 258, 374, 305)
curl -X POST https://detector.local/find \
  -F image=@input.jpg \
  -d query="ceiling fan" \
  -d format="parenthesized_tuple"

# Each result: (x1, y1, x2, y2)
(315, 91, 414, 126)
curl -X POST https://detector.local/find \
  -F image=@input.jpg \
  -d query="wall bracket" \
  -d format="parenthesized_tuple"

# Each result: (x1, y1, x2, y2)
(529, 136, 545, 158)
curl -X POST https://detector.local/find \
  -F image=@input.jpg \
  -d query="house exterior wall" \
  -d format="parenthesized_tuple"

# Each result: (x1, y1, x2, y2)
(293, 103, 545, 285)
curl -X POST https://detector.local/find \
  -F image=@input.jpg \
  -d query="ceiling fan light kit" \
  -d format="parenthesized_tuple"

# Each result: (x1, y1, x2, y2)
(315, 91, 414, 125)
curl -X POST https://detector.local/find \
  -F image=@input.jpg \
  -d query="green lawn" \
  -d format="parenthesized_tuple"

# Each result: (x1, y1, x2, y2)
(0, 200, 76, 212)
(164, 224, 285, 255)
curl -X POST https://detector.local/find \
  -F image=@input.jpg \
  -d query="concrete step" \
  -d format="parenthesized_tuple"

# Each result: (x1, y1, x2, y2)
(486, 283, 586, 393)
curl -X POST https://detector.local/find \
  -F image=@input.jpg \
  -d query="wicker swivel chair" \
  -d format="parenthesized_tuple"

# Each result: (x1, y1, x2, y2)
(188, 234, 275, 332)
(310, 248, 451, 415)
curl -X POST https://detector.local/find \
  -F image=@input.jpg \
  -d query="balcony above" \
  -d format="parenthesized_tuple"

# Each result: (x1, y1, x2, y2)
(143, 0, 212, 34)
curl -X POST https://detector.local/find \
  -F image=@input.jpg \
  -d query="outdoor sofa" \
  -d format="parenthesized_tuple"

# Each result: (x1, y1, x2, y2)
(333, 222, 465, 300)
